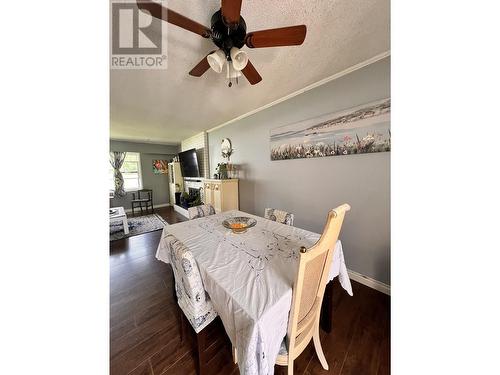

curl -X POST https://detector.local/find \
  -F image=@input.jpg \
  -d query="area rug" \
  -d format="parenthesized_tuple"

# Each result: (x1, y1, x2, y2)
(110, 213, 168, 241)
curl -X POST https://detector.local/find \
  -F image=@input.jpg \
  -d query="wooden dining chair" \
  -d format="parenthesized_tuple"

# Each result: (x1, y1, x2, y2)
(188, 204, 216, 220)
(163, 233, 218, 375)
(265, 208, 295, 226)
(233, 204, 350, 375)
(131, 189, 153, 215)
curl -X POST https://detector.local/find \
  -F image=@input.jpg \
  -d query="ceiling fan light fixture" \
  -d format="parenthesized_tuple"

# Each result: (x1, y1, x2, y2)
(207, 49, 226, 73)
(141, 0, 308, 85)
(230, 47, 248, 71)
(226, 62, 242, 79)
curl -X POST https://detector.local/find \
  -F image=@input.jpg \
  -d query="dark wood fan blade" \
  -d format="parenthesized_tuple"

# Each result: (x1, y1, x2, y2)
(221, 0, 243, 28)
(188, 52, 215, 77)
(241, 60, 262, 85)
(245, 25, 306, 48)
(137, 0, 211, 38)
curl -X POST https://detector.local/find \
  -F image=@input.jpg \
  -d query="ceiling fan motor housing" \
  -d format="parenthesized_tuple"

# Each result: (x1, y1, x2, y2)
(211, 10, 246, 59)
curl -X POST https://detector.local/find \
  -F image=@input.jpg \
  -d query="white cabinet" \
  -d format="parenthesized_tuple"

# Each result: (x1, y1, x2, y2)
(204, 182, 213, 206)
(168, 162, 183, 205)
(204, 179, 239, 213)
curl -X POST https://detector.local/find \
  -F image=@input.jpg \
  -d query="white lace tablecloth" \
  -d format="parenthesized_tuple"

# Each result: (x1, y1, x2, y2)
(156, 210, 352, 375)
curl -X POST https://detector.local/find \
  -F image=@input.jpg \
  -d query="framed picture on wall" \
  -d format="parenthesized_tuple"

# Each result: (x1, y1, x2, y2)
(152, 160, 168, 174)
(270, 98, 390, 160)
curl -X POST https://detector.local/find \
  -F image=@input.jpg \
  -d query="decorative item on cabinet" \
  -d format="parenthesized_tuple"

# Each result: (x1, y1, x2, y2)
(227, 162, 236, 179)
(216, 163, 228, 179)
(221, 138, 236, 178)
(221, 138, 234, 160)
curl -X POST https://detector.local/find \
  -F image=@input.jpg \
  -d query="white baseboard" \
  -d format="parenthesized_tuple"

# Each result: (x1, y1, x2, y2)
(122, 203, 171, 214)
(347, 269, 390, 295)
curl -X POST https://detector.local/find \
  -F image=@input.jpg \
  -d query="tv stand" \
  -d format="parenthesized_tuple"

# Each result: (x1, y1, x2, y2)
(174, 187, 202, 218)
(174, 202, 204, 219)
(174, 204, 189, 218)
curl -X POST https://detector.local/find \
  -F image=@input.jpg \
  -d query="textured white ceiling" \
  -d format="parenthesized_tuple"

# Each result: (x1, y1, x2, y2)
(110, 0, 390, 143)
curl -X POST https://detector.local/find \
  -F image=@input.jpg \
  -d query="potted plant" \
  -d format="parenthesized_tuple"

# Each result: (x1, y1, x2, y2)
(180, 192, 190, 207)
(216, 163, 228, 179)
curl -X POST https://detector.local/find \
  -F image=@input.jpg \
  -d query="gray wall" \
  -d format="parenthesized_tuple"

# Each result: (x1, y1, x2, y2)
(110, 140, 180, 209)
(208, 57, 390, 284)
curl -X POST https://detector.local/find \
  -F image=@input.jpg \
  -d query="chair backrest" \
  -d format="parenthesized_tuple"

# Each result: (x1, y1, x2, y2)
(286, 204, 350, 358)
(264, 208, 294, 226)
(133, 189, 152, 200)
(188, 204, 216, 220)
(164, 233, 217, 333)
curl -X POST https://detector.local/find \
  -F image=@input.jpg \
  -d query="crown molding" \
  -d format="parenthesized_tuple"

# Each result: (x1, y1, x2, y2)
(207, 50, 391, 133)
(110, 137, 180, 146)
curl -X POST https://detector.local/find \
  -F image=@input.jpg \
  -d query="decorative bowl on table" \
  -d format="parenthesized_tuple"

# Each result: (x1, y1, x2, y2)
(222, 217, 257, 234)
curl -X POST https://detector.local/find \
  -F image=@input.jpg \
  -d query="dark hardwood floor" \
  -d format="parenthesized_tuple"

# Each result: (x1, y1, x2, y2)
(110, 206, 390, 375)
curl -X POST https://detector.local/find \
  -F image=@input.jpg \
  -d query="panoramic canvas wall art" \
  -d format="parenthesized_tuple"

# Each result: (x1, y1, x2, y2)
(270, 98, 391, 160)
(153, 160, 168, 174)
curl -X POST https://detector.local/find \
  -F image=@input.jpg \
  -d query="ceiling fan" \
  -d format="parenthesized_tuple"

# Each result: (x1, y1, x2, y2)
(137, 0, 307, 86)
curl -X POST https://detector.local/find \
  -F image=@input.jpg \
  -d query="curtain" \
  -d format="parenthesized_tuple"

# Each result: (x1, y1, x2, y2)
(110, 151, 127, 198)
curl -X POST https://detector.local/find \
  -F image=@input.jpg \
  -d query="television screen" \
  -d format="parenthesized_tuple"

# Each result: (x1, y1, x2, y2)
(178, 148, 200, 177)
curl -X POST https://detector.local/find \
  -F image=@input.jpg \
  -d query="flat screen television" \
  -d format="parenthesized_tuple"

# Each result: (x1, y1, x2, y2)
(178, 148, 200, 178)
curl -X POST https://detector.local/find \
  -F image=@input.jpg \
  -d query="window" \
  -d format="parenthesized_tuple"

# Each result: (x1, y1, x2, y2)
(109, 152, 143, 192)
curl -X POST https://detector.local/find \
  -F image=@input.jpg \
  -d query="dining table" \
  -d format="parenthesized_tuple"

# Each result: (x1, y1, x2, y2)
(156, 210, 353, 375)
